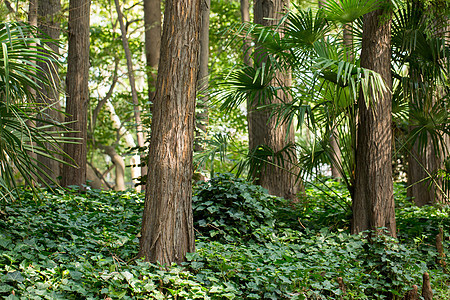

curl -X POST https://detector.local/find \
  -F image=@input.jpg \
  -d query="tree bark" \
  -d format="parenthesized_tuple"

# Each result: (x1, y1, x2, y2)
(194, 0, 210, 152)
(61, 0, 90, 188)
(143, 0, 161, 101)
(36, 0, 62, 184)
(352, 4, 396, 237)
(138, 0, 201, 265)
(422, 272, 433, 300)
(28, 0, 37, 26)
(407, 138, 442, 206)
(240, 0, 251, 67)
(249, 0, 300, 201)
(407, 3, 449, 206)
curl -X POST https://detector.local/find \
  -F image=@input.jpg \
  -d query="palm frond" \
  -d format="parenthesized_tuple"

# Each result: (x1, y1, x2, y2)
(323, 0, 382, 24)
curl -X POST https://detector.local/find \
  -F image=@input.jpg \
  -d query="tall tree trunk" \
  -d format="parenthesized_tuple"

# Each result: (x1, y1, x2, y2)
(352, 4, 396, 237)
(194, 0, 210, 152)
(144, 0, 161, 101)
(36, 0, 62, 184)
(407, 1, 449, 206)
(240, 0, 251, 66)
(249, 0, 300, 201)
(138, 0, 201, 265)
(114, 0, 145, 180)
(61, 0, 90, 187)
(28, 0, 37, 26)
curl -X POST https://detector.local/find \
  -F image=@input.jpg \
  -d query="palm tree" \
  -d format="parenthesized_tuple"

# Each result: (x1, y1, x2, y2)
(218, 0, 385, 193)
(0, 22, 73, 200)
(391, 1, 450, 205)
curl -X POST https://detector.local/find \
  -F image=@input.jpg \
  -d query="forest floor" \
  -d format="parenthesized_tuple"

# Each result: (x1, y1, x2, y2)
(0, 176, 449, 299)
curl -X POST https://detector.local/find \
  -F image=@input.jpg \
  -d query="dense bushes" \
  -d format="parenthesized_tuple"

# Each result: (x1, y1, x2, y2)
(193, 173, 282, 243)
(0, 175, 449, 299)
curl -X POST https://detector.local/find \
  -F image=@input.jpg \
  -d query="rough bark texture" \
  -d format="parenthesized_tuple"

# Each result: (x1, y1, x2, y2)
(250, 0, 300, 201)
(422, 272, 433, 300)
(144, 0, 161, 101)
(36, 0, 62, 184)
(195, 0, 210, 152)
(352, 5, 396, 237)
(61, 0, 90, 187)
(138, 0, 201, 265)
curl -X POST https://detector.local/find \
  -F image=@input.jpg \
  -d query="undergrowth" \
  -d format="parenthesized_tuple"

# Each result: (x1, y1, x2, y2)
(0, 174, 449, 299)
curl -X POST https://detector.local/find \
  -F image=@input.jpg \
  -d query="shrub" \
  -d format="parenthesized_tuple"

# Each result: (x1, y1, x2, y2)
(192, 173, 281, 243)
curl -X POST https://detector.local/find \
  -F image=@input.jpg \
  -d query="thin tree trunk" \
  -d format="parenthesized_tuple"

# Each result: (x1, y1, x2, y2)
(36, 0, 62, 184)
(352, 3, 396, 237)
(114, 0, 146, 178)
(138, 0, 201, 265)
(104, 101, 141, 189)
(240, 0, 251, 67)
(28, 0, 37, 26)
(87, 162, 113, 189)
(143, 0, 161, 101)
(100, 145, 126, 191)
(61, 0, 90, 188)
(195, 0, 210, 152)
(249, 0, 301, 201)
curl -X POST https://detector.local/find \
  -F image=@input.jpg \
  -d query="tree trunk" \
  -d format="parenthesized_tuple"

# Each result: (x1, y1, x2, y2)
(138, 0, 201, 265)
(114, 0, 146, 179)
(194, 0, 210, 152)
(240, 0, 251, 66)
(249, 0, 300, 201)
(407, 3, 449, 206)
(422, 272, 433, 300)
(101, 145, 126, 191)
(104, 101, 141, 188)
(143, 0, 161, 101)
(36, 0, 62, 184)
(61, 0, 90, 188)
(329, 130, 342, 178)
(28, 0, 37, 26)
(352, 4, 396, 237)
(408, 138, 442, 206)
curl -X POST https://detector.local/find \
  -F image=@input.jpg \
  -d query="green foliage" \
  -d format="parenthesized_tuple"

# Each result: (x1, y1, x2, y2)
(0, 22, 74, 199)
(0, 188, 211, 299)
(193, 173, 280, 243)
(1, 180, 449, 299)
(296, 177, 352, 231)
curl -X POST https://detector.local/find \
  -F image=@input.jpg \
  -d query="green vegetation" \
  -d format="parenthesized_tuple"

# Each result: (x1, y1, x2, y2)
(1, 176, 449, 299)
